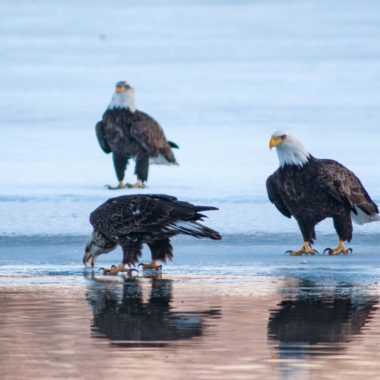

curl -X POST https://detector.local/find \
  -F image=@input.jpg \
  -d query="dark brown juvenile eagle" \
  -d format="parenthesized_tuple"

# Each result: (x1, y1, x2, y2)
(267, 131, 379, 256)
(96, 81, 178, 189)
(83, 194, 221, 274)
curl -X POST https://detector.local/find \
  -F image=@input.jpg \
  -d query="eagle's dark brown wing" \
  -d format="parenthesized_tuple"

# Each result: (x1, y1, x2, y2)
(315, 159, 379, 216)
(102, 109, 132, 153)
(130, 111, 176, 162)
(95, 120, 111, 154)
(90, 194, 220, 240)
(266, 172, 292, 218)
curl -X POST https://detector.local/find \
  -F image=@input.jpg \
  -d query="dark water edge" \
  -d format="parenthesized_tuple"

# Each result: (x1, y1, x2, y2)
(1, 231, 380, 246)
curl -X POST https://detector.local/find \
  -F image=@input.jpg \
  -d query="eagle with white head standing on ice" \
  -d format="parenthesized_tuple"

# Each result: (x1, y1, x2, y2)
(267, 131, 379, 255)
(83, 194, 221, 275)
(95, 81, 178, 189)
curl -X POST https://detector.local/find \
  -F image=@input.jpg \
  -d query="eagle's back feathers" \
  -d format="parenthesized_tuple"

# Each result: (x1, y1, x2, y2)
(315, 158, 379, 218)
(90, 194, 221, 244)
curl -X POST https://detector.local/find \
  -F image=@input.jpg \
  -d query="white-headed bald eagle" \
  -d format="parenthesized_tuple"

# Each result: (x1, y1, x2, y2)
(267, 131, 379, 256)
(96, 81, 179, 189)
(83, 194, 221, 275)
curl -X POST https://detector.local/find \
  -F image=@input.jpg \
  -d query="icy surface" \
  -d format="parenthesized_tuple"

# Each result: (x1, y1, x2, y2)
(1, 0, 380, 237)
(1, 238, 380, 286)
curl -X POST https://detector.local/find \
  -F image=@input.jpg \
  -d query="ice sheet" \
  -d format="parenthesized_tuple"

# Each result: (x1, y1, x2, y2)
(0, 0, 380, 237)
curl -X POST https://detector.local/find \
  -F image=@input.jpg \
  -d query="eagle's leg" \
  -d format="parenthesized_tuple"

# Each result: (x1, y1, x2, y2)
(101, 242, 143, 275)
(138, 260, 162, 271)
(324, 215, 353, 255)
(128, 155, 148, 188)
(286, 241, 318, 256)
(101, 263, 136, 276)
(323, 241, 352, 256)
(287, 222, 318, 255)
(106, 154, 129, 190)
(139, 239, 173, 270)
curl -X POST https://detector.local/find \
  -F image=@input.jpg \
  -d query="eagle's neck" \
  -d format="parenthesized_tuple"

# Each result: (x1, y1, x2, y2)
(107, 90, 136, 112)
(277, 142, 310, 168)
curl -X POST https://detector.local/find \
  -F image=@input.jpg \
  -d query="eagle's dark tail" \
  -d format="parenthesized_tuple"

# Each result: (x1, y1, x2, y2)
(168, 140, 179, 149)
(160, 142, 179, 165)
(193, 206, 219, 220)
(195, 206, 219, 212)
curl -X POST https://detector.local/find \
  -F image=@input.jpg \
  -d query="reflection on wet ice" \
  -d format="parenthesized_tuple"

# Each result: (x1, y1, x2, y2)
(268, 280, 379, 357)
(86, 277, 221, 347)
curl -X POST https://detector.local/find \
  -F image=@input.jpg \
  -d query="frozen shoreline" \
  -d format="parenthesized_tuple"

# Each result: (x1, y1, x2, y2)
(0, 236, 379, 287)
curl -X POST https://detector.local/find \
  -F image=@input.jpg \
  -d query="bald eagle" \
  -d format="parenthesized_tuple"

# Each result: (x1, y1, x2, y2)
(96, 81, 178, 189)
(83, 194, 221, 274)
(267, 132, 379, 255)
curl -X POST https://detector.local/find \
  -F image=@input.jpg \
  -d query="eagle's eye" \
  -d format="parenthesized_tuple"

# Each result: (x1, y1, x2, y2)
(281, 134, 286, 140)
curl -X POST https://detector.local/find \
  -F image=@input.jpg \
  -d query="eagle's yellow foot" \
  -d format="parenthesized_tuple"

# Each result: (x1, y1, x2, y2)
(127, 180, 145, 189)
(323, 241, 352, 256)
(286, 242, 318, 256)
(105, 181, 126, 190)
(138, 260, 162, 271)
(100, 263, 136, 276)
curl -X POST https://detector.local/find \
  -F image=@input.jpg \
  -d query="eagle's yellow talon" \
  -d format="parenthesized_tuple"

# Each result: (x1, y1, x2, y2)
(323, 241, 352, 256)
(106, 181, 126, 190)
(287, 242, 317, 256)
(127, 181, 145, 189)
(138, 260, 162, 271)
(101, 263, 136, 276)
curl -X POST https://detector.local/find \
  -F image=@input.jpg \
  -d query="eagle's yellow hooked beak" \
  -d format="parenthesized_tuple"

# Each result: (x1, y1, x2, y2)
(269, 136, 283, 150)
(115, 86, 125, 93)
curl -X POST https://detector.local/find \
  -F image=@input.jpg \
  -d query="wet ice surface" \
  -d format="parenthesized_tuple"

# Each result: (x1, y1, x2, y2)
(1, 239, 380, 379)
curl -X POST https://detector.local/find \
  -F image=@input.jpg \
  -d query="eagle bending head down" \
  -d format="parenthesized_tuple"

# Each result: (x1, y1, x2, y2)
(83, 194, 221, 275)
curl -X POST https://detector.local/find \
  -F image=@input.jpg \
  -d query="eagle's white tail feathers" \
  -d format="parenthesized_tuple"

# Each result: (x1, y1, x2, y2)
(149, 155, 172, 165)
(351, 207, 380, 225)
(166, 221, 219, 239)
(169, 221, 205, 236)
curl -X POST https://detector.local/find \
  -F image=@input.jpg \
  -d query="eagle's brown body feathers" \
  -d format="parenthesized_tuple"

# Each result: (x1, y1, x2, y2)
(267, 156, 378, 243)
(96, 108, 175, 161)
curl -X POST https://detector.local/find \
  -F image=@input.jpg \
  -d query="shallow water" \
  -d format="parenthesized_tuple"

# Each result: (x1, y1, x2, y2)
(1, 276, 380, 380)
(1, 241, 380, 379)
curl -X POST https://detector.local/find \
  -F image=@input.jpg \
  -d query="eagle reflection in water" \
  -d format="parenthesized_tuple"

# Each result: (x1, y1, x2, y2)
(268, 280, 378, 357)
(87, 278, 220, 347)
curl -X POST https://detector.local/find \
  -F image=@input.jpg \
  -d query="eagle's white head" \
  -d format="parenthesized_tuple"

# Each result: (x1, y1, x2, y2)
(108, 80, 136, 112)
(269, 131, 310, 167)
